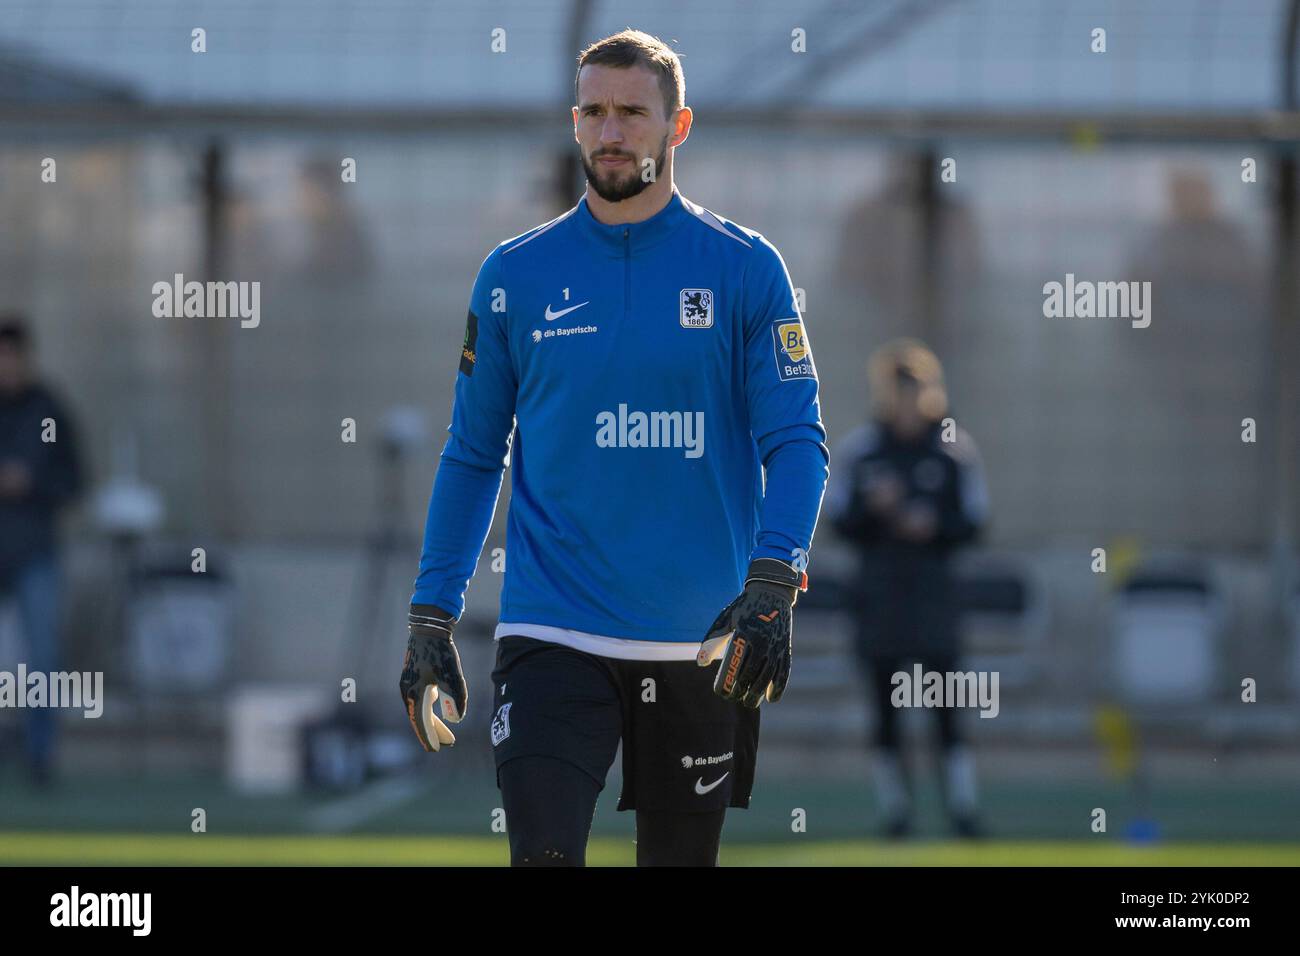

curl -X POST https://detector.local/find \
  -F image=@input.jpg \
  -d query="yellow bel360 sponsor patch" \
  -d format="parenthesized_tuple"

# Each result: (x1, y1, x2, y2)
(771, 318, 815, 381)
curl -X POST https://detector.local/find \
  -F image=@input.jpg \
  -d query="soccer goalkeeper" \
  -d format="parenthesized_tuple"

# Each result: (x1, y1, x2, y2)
(399, 29, 828, 866)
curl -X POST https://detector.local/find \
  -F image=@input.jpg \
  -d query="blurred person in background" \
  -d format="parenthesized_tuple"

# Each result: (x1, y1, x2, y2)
(294, 157, 374, 281)
(834, 154, 981, 343)
(827, 339, 988, 838)
(0, 315, 83, 787)
(1128, 168, 1260, 289)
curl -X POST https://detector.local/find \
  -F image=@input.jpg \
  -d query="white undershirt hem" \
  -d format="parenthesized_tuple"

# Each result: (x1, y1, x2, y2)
(493, 622, 699, 661)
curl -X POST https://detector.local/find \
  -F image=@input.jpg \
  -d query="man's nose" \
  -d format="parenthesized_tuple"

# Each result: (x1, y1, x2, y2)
(599, 116, 624, 145)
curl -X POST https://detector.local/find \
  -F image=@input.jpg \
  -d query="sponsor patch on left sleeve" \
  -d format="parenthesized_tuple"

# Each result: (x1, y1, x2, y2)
(771, 318, 816, 381)
(459, 309, 478, 376)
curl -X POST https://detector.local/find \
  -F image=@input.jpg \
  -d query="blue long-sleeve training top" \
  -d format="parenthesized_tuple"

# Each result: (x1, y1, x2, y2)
(413, 186, 829, 659)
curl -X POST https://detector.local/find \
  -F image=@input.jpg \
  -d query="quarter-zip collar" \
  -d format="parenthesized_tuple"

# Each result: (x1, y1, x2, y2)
(574, 186, 690, 257)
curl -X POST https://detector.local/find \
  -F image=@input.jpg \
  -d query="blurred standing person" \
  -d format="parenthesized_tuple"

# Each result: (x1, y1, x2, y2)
(293, 158, 374, 282)
(827, 340, 988, 838)
(834, 154, 981, 345)
(0, 316, 83, 787)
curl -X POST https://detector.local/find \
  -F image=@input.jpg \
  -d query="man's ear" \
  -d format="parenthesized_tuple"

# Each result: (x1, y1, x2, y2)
(671, 106, 693, 149)
(572, 106, 580, 143)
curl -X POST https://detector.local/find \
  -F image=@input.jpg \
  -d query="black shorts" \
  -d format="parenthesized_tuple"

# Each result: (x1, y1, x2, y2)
(488, 635, 760, 813)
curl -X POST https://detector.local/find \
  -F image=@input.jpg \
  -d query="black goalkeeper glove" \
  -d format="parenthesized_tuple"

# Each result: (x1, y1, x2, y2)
(398, 604, 468, 752)
(696, 558, 808, 708)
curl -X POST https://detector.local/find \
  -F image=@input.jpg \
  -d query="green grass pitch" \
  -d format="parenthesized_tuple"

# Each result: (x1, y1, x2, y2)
(2, 832, 1297, 866)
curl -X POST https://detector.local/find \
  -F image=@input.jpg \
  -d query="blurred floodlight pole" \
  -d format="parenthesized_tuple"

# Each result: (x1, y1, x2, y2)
(199, 139, 234, 540)
(1275, 1, 1300, 598)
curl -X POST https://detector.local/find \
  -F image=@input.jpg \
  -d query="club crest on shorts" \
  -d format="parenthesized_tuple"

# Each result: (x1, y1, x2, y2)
(680, 289, 713, 328)
(490, 702, 512, 746)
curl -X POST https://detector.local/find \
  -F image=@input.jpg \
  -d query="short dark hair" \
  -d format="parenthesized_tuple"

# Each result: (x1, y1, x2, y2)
(0, 313, 30, 350)
(575, 29, 685, 118)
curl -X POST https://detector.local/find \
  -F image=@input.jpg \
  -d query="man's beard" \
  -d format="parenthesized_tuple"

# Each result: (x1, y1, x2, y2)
(582, 134, 669, 203)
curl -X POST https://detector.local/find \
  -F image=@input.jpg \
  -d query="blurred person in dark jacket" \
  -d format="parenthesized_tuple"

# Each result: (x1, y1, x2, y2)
(827, 339, 989, 838)
(0, 315, 83, 786)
